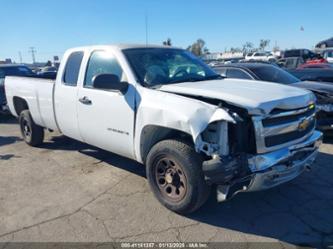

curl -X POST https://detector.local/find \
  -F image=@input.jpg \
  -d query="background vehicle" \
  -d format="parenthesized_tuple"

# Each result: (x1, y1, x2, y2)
(277, 57, 305, 69)
(245, 51, 276, 62)
(213, 63, 333, 130)
(282, 49, 317, 61)
(37, 66, 58, 79)
(5, 45, 322, 213)
(316, 37, 333, 49)
(297, 63, 333, 69)
(288, 67, 333, 83)
(323, 49, 333, 63)
(0, 65, 35, 113)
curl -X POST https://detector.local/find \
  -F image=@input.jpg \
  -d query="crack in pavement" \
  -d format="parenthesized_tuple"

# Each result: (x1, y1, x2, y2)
(112, 222, 201, 241)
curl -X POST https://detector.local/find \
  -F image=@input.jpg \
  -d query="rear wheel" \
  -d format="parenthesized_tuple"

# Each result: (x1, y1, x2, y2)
(146, 139, 210, 214)
(19, 110, 44, 146)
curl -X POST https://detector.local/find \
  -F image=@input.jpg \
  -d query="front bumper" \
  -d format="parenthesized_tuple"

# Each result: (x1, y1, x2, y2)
(214, 131, 322, 201)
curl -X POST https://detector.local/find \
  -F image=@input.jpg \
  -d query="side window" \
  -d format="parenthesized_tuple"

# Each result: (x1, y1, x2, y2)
(63, 51, 84, 86)
(226, 68, 252, 80)
(84, 51, 124, 88)
(0, 69, 5, 78)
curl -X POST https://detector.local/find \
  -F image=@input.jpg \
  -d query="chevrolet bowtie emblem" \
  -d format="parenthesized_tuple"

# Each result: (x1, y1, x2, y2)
(298, 118, 310, 131)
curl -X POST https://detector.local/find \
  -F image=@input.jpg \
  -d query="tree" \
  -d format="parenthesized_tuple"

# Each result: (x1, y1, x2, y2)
(259, 39, 270, 51)
(242, 42, 254, 53)
(187, 39, 209, 56)
(163, 38, 172, 46)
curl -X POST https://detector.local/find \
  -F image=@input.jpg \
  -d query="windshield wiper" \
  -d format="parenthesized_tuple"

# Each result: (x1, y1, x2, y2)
(168, 74, 224, 84)
(148, 75, 224, 89)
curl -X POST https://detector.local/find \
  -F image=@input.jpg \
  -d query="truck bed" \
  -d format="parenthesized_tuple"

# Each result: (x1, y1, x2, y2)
(5, 76, 58, 131)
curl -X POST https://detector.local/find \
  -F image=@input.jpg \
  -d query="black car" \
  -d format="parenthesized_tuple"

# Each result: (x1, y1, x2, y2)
(288, 67, 333, 83)
(0, 65, 35, 113)
(213, 63, 333, 130)
(316, 37, 333, 49)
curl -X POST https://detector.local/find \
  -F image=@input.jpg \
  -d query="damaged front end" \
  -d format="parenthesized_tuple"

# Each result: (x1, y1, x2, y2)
(197, 104, 323, 202)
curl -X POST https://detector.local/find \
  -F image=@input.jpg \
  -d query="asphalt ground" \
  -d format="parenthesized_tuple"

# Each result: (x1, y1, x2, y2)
(0, 115, 333, 248)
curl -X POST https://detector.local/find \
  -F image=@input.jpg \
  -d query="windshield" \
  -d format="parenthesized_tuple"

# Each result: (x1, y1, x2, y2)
(123, 48, 221, 87)
(251, 65, 300, 84)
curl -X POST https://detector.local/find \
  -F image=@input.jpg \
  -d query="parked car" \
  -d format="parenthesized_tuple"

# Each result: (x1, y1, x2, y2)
(5, 44, 322, 213)
(282, 49, 317, 61)
(213, 63, 333, 130)
(323, 49, 333, 63)
(277, 57, 305, 69)
(245, 51, 276, 62)
(288, 67, 333, 83)
(316, 37, 333, 49)
(0, 65, 35, 113)
(37, 66, 58, 79)
(297, 63, 333, 69)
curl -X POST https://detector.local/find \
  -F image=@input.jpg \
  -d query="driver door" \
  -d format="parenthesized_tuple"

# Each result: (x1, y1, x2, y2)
(77, 50, 136, 159)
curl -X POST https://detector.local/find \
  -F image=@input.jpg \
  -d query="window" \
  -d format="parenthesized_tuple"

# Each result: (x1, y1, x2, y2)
(226, 68, 252, 80)
(0, 69, 5, 79)
(63, 51, 84, 86)
(123, 48, 220, 87)
(251, 65, 299, 84)
(254, 52, 265, 57)
(84, 51, 124, 88)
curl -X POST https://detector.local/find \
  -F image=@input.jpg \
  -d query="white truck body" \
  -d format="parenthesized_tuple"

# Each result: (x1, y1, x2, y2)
(5, 44, 322, 211)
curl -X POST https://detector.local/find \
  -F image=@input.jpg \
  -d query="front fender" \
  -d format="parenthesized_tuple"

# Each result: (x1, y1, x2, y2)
(134, 88, 235, 163)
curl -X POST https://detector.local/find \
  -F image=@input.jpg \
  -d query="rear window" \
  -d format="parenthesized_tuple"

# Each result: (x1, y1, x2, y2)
(284, 50, 300, 57)
(63, 51, 84, 86)
(251, 66, 300, 84)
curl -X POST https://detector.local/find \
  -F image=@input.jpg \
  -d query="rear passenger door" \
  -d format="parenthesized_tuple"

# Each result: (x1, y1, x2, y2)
(54, 51, 84, 141)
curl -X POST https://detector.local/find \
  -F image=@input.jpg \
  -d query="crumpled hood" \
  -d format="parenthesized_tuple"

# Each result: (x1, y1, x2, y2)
(158, 78, 315, 115)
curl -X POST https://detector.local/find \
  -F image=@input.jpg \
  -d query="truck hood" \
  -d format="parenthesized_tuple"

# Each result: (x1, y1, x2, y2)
(158, 79, 315, 115)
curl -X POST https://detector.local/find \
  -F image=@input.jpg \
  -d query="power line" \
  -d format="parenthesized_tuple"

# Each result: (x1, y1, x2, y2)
(18, 51, 22, 64)
(29, 47, 36, 64)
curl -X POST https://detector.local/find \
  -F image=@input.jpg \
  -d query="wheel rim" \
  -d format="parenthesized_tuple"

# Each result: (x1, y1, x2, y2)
(21, 118, 31, 139)
(154, 156, 187, 202)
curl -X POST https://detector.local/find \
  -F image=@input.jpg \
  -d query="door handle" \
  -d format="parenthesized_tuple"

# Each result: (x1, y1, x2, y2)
(79, 96, 92, 105)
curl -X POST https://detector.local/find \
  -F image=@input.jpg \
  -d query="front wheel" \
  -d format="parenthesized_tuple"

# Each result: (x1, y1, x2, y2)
(146, 139, 210, 214)
(19, 110, 44, 146)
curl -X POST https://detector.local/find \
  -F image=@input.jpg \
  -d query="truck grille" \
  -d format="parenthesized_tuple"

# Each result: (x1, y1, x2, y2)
(253, 105, 316, 153)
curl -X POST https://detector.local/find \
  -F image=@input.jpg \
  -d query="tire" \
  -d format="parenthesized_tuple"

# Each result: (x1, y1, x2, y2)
(19, 110, 44, 146)
(146, 139, 210, 214)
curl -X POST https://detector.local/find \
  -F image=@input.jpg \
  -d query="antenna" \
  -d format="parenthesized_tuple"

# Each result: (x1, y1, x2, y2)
(29, 47, 36, 64)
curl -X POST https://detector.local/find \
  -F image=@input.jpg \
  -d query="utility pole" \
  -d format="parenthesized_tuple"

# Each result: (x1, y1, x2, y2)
(18, 51, 22, 64)
(145, 12, 148, 46)
(29, 47, 36, 64)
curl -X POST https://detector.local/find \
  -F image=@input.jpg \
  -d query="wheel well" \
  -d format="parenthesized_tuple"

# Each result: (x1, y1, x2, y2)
(13, 97, 29, 116)
(140, 125, 193, 164)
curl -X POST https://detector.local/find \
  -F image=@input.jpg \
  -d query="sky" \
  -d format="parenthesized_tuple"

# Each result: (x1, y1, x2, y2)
(1, 0, 332, 63)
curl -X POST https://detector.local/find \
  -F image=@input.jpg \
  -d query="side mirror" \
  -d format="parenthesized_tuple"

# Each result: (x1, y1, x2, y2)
(92, 74, 128, 94)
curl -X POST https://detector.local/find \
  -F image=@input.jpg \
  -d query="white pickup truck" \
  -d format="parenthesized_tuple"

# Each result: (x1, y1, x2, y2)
(5, 45, 322, 213)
